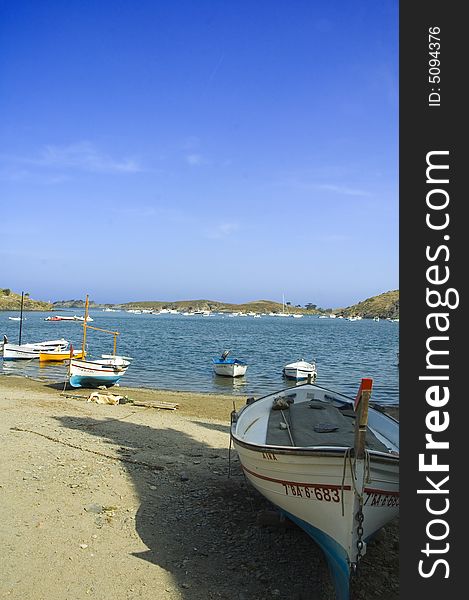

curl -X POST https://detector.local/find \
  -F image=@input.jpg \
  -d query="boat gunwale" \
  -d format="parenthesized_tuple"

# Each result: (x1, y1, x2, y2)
(230, 430, 399, 464)
(233, 381, 399, 425)
(230, 381, 399, 462)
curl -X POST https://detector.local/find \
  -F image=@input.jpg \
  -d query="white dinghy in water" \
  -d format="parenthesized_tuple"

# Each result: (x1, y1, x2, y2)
(230, 378, 399, 600)
(212, 350, 248, 377)
(283, 359, 317, 381)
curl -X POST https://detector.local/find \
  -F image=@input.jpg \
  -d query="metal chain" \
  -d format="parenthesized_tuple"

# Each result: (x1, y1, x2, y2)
(351, 505, 365, 575)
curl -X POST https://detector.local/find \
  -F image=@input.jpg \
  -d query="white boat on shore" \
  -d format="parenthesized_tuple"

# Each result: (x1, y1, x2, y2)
(283, 359, 317, 381)
(68, 295, 132, 388)
(231, 379, 399, 600)
(212, 350, 248, 377)
(69, 355, 132, 388)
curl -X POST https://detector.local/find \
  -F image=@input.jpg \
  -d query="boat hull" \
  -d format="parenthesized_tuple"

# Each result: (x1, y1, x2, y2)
(69, 357, 130, 388)
(3, 344, 39, 360)
(212, 361, 247, 377)
(283, 361, 317, 381)
(231, 382, 399, 599)
(3, 339, 69, 360)
(39, 350, 86, 362)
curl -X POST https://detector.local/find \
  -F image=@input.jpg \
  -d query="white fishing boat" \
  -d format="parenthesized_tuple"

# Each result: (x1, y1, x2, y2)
(3, 338, 69, 360)
(68, 295, 132, 388)
(283, 359, 317, 381)
(2, 292, 69, 360)
(69, 355, 132, 388)
(230, 379, 399, 600)
(212, 350, 248, 377)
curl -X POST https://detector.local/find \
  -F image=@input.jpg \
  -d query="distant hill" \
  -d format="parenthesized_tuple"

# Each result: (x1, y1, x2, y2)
(337, 290, 399, 319)
(120, 292, 399, 317)
(0, 289, 52, 311)
(1, 288, 399, 318)
(52, 299, 101, 309)
(120, 299, 310, 314)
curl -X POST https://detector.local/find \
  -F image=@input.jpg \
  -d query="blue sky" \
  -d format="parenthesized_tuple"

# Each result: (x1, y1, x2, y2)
(0, 0, 398, 308)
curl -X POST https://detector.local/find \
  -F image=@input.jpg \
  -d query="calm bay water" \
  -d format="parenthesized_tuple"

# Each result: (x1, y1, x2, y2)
(1, 311, 399, 406)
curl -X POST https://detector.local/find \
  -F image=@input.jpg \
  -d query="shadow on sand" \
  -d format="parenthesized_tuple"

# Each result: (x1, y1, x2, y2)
(55, 414, 397, 600)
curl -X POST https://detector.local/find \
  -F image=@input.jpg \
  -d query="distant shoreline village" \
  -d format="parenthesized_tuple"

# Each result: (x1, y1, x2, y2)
(1, 289, 399, 320)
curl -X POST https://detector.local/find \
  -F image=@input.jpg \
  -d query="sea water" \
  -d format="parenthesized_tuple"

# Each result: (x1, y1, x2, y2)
(1, 311, 399, 406)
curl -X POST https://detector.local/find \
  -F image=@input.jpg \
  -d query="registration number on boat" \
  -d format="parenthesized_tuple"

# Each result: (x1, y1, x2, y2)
(281, 484, 340, 502)
(364, 492, 399, 508)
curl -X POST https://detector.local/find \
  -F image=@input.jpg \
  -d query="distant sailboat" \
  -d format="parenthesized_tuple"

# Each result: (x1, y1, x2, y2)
(274, 293, 290, 317)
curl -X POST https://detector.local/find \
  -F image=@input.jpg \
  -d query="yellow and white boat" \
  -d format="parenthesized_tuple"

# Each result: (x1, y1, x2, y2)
(39, 349, 86, 362)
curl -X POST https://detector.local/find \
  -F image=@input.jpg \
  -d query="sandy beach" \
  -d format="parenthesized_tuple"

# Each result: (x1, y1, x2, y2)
(0, 375, 398, 600)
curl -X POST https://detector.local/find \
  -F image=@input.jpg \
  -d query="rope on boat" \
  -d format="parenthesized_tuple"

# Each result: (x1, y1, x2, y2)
(340, 448, 371, 516)
(280, 409, 295, 446)
(340, 448, 353, 517)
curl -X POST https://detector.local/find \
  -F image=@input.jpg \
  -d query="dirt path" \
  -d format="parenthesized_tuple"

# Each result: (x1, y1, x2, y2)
(0, 376, 398, 600)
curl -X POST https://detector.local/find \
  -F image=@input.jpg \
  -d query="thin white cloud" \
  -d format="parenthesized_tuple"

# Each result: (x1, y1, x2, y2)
(316, 183, 371, 197)
(0, 166, 69, 184)
(270, 176, 371, 198)
(186, 153, 207, 166)
(1, 142, 143, 175)
(206, 222, 239, 239)
(38, 142, 143, 173)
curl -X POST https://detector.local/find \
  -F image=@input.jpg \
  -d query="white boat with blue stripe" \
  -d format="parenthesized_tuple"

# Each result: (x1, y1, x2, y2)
(68, 294, 132, 388)
(230, 378, 399, 600)
(69, 354, 132, 388)
(212, 350, 247, 377)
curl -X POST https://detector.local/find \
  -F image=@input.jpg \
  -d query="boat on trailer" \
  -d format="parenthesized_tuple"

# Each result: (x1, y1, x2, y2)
(230, 378, 399, 600)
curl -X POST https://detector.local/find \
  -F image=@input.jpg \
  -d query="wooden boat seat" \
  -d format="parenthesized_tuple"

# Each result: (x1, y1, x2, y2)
(266, 400, 390, 452)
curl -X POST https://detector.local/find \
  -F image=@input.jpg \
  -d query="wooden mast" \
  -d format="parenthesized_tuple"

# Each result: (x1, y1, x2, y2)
(353, 377, 373, 458)
(18, 291, 24, 345)
(82, 294, 89, 356)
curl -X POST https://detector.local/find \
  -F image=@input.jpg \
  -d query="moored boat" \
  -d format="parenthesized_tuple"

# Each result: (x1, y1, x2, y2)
(45, 315, 93, 322)
(283, 359, 317, 381)
(230, 379, 399, 600)
(2, 293, 70, 361)
(67, 295, 132, 388)
(39, 348, 86, 362)
(69, 355, 131, 387)
(212, 350, 248, 377)
(3, 339, 69, 360)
